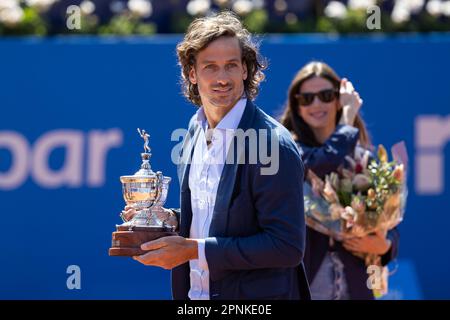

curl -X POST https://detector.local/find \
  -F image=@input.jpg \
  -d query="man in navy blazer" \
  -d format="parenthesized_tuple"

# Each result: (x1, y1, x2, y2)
(132, 11, 310, 300)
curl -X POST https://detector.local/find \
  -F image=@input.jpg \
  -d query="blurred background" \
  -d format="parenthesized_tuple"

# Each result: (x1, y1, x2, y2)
(0, 0, 449, 299)
(1, 0, 450, 35)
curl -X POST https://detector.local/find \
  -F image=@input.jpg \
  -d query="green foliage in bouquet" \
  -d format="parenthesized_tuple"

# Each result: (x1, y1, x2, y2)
(311, 143, 406, 236)
(304, 142, 407, 298)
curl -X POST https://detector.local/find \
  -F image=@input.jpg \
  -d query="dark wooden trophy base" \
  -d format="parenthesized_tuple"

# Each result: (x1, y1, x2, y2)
(109, 225, 177, 256)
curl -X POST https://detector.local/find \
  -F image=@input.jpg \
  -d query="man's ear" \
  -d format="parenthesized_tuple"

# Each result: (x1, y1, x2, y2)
(242, 61, 248, 81)
(189, 67, 197, 85)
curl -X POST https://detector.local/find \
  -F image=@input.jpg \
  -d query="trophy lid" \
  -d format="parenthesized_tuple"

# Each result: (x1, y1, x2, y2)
(133, 152, 155, 177)
(120, 128, 157, 181)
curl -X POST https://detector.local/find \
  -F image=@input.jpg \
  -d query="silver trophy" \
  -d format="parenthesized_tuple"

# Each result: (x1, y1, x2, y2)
(109, 129, 177, 257)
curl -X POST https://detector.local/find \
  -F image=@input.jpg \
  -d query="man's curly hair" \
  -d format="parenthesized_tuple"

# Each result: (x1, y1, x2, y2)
(176, 11, 267, 106)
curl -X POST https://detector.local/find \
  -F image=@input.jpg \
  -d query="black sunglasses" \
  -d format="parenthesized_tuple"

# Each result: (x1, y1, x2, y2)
(295, 89, 339, 106)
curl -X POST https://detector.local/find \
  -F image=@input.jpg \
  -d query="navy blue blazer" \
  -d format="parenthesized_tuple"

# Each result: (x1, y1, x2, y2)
(171, 100, 311, 300)
(297, 125, 400, 300)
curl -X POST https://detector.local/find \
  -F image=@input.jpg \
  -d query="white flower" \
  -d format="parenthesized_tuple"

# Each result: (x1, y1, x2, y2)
(408, 0, 425, 14)
(0, 5, 23, 26)
(324, 1, 347, 19)
(442, 1, 450, 16)
(0, 0, 19, 11)
(341, 206, 358, 228)
(391, 0, 424, 22)
(186, 0, 210, 16)
(128, 0, 152, 18)
(232, 0, 254, 15)
(391, 0, 410, 23)
(80, 0, 95, 15)
(348, 0, 376, 10)
(285, 12, 298, 24)
(25, 0, 58, 12)
(426, 0, 442, 16)
(274, 0, 287, 12)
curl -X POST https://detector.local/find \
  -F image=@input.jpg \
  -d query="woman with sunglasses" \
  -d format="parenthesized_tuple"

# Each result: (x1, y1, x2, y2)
(280, 61, 399, 300)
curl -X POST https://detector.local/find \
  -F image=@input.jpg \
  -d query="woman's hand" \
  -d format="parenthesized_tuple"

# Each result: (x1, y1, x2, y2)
(152, 206, 179, 229)
(120, 205, 178, 230)
(343, 230, 392, 256)
(339, 78, 363, 126)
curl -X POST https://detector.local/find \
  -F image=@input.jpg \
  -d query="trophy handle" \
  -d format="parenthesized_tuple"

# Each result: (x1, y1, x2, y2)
(154, 171, 164, 206)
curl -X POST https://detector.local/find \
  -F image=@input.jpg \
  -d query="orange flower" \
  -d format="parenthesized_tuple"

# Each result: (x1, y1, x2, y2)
(392, 164, 404, 183)
(378, 145, 388, 163)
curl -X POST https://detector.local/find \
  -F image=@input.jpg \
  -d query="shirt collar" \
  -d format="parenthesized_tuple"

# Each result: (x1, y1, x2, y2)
(195, 97, 247, 131)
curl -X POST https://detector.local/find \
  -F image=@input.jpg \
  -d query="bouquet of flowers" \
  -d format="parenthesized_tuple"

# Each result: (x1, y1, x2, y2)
(303, 141, 408, 297)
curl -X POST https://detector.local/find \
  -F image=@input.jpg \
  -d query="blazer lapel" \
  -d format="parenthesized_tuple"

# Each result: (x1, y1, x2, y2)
(209, 100, 257, 236)
(178, 120, 201, 192)
(178, 119, 201, 237)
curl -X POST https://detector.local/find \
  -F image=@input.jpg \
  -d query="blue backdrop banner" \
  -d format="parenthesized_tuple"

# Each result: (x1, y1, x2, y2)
(0, 34, 449, 299)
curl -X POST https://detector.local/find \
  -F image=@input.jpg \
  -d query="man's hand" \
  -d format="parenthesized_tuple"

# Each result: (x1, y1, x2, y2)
(343, 230, 392, 256)
(339, 78, 363, 126)
(133, 236, 199, 270)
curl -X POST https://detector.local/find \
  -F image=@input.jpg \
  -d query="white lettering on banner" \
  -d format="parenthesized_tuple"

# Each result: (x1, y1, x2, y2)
(87, 129, 123, 187)
(415, 115, 450, 195)
(0, 131, 30, 189)
(0, 129, 123, 190)
(32, 130, 84, 188)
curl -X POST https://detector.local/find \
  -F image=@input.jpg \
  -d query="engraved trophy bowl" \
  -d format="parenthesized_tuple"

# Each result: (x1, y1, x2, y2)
(119, 170, 172, 230)
(109, 129, 177, 257)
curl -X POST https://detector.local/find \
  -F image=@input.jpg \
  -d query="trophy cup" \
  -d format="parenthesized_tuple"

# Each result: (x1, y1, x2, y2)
(109, 128, 177, 257)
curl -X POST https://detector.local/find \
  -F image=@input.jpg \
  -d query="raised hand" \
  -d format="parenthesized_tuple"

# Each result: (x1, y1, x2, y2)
(339, 78, 363, 126)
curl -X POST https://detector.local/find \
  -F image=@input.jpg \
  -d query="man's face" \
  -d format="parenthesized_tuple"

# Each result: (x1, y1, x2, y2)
(189, 36, 248, 110)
